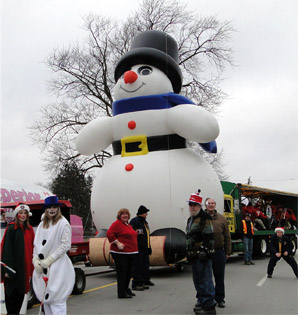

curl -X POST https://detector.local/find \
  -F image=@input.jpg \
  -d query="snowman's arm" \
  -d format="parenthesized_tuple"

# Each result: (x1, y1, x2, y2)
(166, 105, 219, 142)
(76, 117, 113, 155)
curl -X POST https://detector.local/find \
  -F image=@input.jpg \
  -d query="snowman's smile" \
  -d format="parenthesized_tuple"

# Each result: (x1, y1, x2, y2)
(120, 82, 146, 93)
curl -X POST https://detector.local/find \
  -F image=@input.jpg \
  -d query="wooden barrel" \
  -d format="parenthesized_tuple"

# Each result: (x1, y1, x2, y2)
(88, 237, 113, 266)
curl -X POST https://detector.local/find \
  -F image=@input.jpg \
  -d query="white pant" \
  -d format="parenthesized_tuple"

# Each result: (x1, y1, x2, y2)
(43, 302, 67, 315)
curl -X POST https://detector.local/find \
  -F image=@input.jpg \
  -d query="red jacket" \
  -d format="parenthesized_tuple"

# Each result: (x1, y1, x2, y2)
(243, 206, 254, 216)
(254, 209, 267, 219)
(107, 220, 138, 254)
(1, 222, 34, 295)
(251, 207, 267, 221)
(286, 208, 296, 221)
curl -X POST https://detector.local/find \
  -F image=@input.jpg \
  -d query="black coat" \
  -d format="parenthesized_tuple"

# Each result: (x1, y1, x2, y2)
(130, 216, 151, 251)
(269, 234, 293, 256)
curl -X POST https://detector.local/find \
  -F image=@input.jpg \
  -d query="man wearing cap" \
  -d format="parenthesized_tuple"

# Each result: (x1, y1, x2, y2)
(130, 205, 154, 291)
(240, 213, 255, 265)
(267, 227, 298, 278)
(186, 190, 216, 314)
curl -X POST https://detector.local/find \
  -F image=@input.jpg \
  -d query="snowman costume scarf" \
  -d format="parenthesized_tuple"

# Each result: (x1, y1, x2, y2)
(32, 217, 75, 304)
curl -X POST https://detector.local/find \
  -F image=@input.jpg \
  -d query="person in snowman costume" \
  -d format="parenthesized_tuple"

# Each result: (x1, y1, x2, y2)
(32, 196, 75, 315)
(76, 30, 223, 263)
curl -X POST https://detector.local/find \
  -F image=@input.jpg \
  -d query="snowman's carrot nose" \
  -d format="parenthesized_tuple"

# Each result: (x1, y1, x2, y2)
(124, 71, 138, 84)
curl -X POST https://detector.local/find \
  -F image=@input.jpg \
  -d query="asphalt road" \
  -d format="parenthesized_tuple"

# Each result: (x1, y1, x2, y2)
(27, 254, 298, 315)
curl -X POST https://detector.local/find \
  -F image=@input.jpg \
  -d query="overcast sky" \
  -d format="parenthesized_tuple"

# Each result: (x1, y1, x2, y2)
(1, 0, 297, 193)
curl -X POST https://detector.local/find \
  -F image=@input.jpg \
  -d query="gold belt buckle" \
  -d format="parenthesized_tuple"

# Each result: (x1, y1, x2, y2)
(121, 135, 149, 157)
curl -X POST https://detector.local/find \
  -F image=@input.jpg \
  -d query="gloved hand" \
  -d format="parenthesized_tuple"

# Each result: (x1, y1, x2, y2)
(33, 256, 43, 274)
(40, 255, 55, 269)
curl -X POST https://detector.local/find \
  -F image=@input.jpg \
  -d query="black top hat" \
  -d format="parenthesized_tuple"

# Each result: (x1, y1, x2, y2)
(114, 30, 182, 93)
(137, 205, 150, 215)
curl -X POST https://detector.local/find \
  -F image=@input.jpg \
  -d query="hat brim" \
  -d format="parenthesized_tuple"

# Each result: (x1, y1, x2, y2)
(187, 201, 201, 205)
(114, 47, 182, 94)
(43, 203, 61, 210)
(137, 209, 150, 215)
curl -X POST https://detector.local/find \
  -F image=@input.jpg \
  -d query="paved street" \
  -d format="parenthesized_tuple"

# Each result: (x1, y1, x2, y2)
(27, 254, 298, 315)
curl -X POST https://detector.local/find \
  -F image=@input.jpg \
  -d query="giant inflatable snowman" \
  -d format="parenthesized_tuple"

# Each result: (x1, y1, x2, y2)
(76, 30, 224, 264)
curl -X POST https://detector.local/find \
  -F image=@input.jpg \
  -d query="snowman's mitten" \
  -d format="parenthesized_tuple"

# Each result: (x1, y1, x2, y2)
(41, 255, 55, 269)
(33, 256, 43, 274)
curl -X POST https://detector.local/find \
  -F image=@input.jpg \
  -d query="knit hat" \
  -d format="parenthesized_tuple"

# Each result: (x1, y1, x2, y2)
(188, 190, 203, 205)
(43, 195, 61, 210)
(275, 227, 285, 234)
(114, 30, 182, 93)
(137, 205, 150, 215)
(13, 204, 32, 217)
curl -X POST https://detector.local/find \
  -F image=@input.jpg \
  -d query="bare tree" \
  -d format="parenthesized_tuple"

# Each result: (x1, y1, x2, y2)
(30, 0, 234, 177)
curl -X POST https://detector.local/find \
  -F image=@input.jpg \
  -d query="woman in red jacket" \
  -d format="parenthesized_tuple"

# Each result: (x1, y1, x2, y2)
(107, 208, 138, 298)
(1, 204, 34, 314)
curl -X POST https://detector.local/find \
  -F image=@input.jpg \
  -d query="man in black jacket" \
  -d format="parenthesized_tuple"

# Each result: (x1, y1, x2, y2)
(130, 205, 154, 290)
(267, 227, 298, 278)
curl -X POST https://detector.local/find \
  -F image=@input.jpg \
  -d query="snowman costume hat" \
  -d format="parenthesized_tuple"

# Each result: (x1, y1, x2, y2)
(43, 195, 61, 210)
(14, 203, 32, 217)
(114, 30, 182, 93)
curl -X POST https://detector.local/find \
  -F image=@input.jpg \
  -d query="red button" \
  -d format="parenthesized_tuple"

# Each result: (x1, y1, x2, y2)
(128, 121, 136, 130)
(125, 163, 134, 171)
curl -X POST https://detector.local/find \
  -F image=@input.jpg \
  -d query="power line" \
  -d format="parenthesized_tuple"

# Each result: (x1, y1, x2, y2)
(236, 178, 298, 182)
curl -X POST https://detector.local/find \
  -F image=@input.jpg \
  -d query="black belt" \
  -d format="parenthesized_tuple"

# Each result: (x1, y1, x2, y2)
(112, 134, 186, 156)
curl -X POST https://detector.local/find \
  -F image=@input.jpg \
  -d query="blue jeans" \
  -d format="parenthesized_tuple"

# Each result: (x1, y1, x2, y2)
(212, 248, 226, 303)
(191, 258, 215, 308)
(243, 237, 253, 262)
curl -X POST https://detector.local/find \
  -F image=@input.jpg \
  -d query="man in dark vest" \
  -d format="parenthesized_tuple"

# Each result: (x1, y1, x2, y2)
(130, 205, 154, 291)
(240, 213, 255, 265)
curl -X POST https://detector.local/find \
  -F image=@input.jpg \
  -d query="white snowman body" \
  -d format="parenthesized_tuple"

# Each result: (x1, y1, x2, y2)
(76, 64, 224, 233)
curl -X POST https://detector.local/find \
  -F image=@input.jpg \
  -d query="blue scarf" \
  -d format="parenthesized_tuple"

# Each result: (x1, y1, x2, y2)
(112, 92, 194, 116)
(112, 92, 217, 153)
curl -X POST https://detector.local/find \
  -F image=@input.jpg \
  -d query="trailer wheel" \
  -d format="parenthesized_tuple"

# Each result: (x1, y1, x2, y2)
(72, 268, 86, 295)
(254, 237, 267, 256)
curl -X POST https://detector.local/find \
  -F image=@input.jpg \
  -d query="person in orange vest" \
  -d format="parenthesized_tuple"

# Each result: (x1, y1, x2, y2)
(267, 227, 298, 278)
(240, 213, 255, 265)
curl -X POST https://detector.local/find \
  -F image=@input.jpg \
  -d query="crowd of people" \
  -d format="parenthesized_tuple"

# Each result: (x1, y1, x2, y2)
(186, 191, 231, 314)
(0, 192, 297, 315)
(242, 202, 297, 230)
(1, 196, 75, 315)
(106, 205, 154, 299)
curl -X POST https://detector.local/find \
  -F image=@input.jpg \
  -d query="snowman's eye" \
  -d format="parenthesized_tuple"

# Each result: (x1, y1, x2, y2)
(138, 66, 152, 76)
